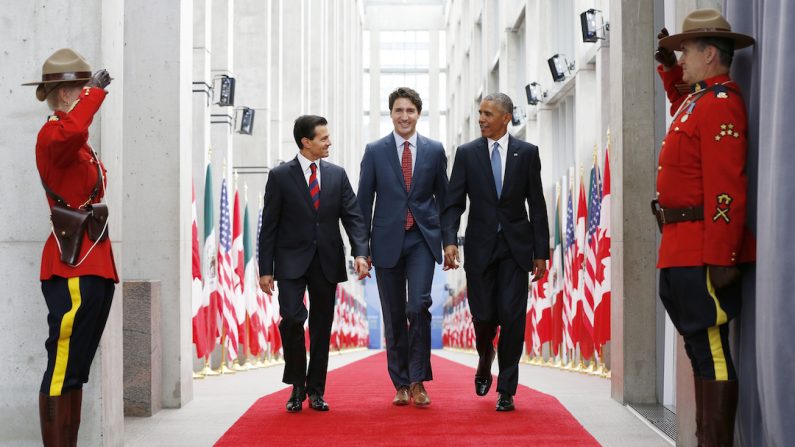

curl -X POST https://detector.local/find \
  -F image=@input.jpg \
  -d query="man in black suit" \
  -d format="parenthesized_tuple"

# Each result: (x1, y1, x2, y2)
(259, 115, 370, 413)
(442, 93, 550, 412)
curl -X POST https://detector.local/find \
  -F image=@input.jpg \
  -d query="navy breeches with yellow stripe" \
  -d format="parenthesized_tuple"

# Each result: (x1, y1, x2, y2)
(41, 275, 115, 396)
(659, 267, 741, 381)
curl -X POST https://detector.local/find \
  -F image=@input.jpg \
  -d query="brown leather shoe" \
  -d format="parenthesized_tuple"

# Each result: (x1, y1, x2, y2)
(393, 386, 410, 406)
(410, 382, 431, 407)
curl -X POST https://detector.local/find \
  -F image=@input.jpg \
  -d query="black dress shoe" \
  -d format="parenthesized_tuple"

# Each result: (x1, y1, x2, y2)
(308, 394, 329, 411)
(474, 349, 495, 396)
(286, 385, 305, 413)
(496, 393, 515, 412)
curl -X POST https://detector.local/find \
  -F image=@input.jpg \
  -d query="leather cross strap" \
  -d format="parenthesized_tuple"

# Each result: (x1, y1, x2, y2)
(651, 200, 703, 231)
(40, 152, 103, 209)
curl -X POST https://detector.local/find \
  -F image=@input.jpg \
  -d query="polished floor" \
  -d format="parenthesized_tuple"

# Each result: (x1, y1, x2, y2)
(124, 349, 672, 446)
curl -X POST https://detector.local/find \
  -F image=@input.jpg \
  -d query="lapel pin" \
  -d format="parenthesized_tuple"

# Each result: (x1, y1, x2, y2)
(513, 153, 518, 157)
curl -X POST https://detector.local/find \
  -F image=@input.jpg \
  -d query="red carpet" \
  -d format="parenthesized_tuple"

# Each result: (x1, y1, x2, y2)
(215, 352, 599, 446)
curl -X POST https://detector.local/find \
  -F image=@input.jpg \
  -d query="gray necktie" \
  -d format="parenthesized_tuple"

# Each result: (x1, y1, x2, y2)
(491, 142, 502, 198)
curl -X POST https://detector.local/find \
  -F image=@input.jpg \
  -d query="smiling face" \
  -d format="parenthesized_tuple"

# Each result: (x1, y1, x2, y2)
(478, 100, 511, 140)
(300, 125, 331, 161)
(390, 97, 420, 140)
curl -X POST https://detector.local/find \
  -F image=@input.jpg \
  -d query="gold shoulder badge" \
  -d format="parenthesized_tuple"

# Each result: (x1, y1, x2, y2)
(83, 87, 91, 96)
(715, 123, 739, 141)
(717, 92, 729, 99)
(48, 115, 59, 122)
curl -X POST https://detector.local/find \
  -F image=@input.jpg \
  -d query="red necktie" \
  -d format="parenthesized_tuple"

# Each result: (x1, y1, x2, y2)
(402, 140, 414, 230)
(309, 162, 320, 210)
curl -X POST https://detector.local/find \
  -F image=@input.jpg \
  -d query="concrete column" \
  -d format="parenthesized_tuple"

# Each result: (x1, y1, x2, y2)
(608, 0, 658, 404)
(0, 1, 124, 444)
(429, 30, 441, 141)
(123, 0, 194, 409)
(278, 0, 303, 163)
(234, 0, 270, 207)
(211, 0, 235, 182)
(369, 29, 381, 142)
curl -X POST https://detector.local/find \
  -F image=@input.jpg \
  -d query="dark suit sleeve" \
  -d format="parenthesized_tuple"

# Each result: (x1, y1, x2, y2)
(258, 171, 282, 276)
(441, 147, 467, 246)
(339, 168, 370, 258)
(527, 148, 550, 259)
(356, 145, 375, 233)
(434, 145, 450, 224)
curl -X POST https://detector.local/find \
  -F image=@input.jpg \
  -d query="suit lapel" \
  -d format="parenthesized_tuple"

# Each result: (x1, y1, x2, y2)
(288, 157, 316, 214)
(475, 137, 498, 199)
(502, 135, 520, 200)
(317, 159, 330, 212)
(409, 134, 426, 196)
(384, 133, 407, 195)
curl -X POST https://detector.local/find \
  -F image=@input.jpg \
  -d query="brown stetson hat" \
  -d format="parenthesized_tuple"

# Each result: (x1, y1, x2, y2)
(22, 48, 92, 101)
(659, 8, 755, 51)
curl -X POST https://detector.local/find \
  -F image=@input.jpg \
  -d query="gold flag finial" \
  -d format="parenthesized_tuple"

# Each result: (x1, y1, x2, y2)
(234, 169, 239, 188)
(222, 157, 227, 177)
(244, 182, 249, 202)
(208, 146, 213, 159)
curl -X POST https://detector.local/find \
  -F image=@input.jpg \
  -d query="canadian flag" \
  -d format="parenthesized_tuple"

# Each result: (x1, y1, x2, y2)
(594, 150, 612, 349)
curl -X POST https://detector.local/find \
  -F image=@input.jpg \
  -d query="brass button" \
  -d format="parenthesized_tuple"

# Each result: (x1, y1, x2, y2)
(656, 192, 660, 198)
(658, 166, 662, 171)
(675, 126, 680, 132)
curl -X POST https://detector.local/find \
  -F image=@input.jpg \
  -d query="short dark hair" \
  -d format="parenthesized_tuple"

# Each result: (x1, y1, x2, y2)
(293, 115, 328, 149)
(695, 37, 735, 67)
(388, 87, 423, 114)
(483, 92, 514, 116)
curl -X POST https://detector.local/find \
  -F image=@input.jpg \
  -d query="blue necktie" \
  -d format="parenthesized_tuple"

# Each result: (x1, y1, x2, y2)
(491, 142, 502, 198)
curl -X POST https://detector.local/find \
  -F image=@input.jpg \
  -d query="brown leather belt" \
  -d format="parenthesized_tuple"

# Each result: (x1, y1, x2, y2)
(650, 200, 703, 232)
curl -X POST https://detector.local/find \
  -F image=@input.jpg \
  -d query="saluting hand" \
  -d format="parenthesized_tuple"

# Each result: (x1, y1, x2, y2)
(86, 69, 112, 89)
(655, 27, 677, 69)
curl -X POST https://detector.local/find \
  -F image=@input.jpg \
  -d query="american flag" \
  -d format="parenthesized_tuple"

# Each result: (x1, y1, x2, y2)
(218, 178, 239, 360)
(583, 163, 602, 340)
(563, 181, 576, 351)
(594, 150, 612, 349)
(574, 179, 593, 360)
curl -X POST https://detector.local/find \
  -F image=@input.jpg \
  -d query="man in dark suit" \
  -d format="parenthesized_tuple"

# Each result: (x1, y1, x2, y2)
(357, 87, 448, 406)
(259, 115, 370, 413)
(442, 93, 550, 412)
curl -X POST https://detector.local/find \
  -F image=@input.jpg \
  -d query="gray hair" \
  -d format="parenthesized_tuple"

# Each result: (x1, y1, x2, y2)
(483, 93, 514, 116)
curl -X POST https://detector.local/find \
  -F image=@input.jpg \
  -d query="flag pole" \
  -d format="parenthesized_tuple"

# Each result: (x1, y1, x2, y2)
(215, 325, 235, 374)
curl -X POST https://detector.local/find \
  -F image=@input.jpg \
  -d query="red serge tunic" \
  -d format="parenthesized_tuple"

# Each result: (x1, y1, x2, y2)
(36, 87, 119, 282)
(656, 65, 755, 269)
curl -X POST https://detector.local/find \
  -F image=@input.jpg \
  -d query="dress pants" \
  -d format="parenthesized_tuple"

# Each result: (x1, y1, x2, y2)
(465, 233, 528, 395)
(277, 252, 337, 397)
(659, 266, 741, 381)
(41, 275, 115, 396)
(375, 228, 435, 388)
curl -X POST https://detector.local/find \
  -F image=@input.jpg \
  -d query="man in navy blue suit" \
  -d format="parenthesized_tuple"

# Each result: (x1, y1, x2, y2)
(357, 87, 449, 406)
(442, 93, 549, 412)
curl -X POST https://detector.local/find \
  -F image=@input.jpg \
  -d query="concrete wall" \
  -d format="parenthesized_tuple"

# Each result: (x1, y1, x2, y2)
(0, 0, 125, 444)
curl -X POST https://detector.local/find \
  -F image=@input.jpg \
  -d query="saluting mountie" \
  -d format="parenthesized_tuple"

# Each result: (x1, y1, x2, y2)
(653, 8, 756, 447)
(23, 48, 117, 447)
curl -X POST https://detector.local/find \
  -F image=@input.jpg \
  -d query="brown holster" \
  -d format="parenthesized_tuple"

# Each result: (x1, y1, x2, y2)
(86, 203, 109, 241)
(41, 151, 108, 265)
(50, 204, 90, 266)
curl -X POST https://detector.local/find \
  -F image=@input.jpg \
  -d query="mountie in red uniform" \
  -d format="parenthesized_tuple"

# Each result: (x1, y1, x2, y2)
(656, 64, 756, 268)
(36, 86, 118, 282)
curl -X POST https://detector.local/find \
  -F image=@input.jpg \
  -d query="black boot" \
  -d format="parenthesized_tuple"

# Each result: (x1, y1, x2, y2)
(286, 385, 306, 413)
(701, 379, 738, 447)
(67, 389, 82, 447)
(473, 322, 497, 396)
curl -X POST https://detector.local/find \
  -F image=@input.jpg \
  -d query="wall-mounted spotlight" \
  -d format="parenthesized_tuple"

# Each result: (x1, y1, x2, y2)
(236, 107, 255, 135)
(548, 54, 575, 82)
(213, 75, 236, 106)
(511, 106, 526, 126)
(580, 9, 609, 42)
(525, 82, 547, 105)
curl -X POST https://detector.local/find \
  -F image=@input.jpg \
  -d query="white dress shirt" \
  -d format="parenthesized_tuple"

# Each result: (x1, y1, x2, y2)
(297, 152, 321, 188)
(487, 132, 509, 184)
(393, 131, 417, 175)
